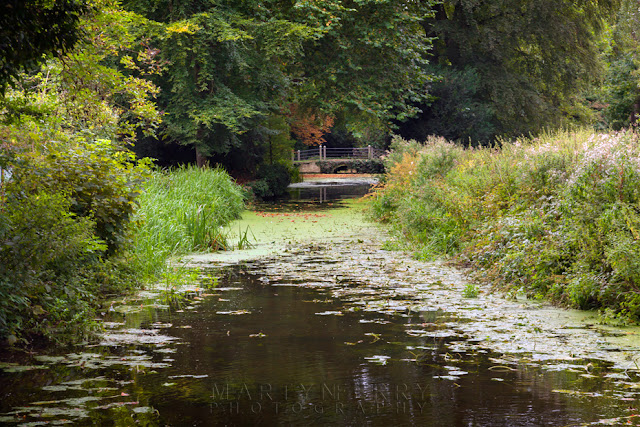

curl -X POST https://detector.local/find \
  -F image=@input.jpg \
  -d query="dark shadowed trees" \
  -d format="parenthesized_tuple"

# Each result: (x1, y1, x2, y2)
(122, 0, 436, 167)
(0, 0, 88, 91)
(398, 0, 619, 144)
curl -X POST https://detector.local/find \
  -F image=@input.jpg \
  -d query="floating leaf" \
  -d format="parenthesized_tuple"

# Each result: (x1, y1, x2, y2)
(216, 310, 251, 315)
(364, 355, 390, 365)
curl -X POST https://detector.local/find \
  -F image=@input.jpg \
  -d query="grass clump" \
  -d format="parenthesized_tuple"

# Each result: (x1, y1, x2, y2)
(0, 143, 244, 347)
(462, 283, 480, 298)
(372, 130, 640, 321)
(131, 165, 245, 280)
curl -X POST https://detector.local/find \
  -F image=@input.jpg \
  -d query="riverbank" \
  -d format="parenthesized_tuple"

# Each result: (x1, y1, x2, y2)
(3, 181, 640, 424)
(372, 130, 640, 324)
(179, 178, 640, 371)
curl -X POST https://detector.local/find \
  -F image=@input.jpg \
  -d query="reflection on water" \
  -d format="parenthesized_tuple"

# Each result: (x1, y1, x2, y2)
(1, 266, 639, 425)
(252, 178, 376, 213)
(288, 178, 376, 204)
(2, 179, 640, 425)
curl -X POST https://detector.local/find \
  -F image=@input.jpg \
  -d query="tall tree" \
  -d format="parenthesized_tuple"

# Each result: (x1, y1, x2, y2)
(0, 0, 88, 92)
(2, 0, 161, 141)
(123, 0, 436, 167)
(599, 0, 640, 129)
(399, 0, 619, 143)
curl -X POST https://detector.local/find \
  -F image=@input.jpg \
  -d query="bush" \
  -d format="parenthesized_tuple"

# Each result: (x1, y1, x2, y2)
(0, 189, 101, 344)
(316, 159, 385, 174)
(0, 138, 150, 344)
(371, 130, 640, 321)
(10, 138, 151, 253)
(249, 163, 291, 199)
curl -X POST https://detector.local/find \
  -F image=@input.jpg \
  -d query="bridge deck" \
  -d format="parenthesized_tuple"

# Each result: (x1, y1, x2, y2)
(292, 146, 385, 162)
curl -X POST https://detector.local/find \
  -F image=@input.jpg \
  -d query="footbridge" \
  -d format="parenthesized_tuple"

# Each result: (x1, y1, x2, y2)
(292, 146, 385, 174)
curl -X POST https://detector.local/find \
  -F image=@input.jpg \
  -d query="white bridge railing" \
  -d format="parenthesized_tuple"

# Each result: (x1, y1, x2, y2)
(292, 146, 385, 162)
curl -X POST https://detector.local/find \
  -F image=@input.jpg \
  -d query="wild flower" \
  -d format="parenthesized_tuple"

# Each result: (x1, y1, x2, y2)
(569, 131, 639, 186)
(372, 130, 640, 321)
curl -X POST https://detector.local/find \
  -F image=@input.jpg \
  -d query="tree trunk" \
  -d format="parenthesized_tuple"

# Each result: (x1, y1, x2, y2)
(630, 100, 640, 128)
(195, 146, 208, 168)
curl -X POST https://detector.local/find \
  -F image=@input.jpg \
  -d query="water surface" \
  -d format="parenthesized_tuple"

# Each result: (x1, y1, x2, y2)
(2, 178, 640, 426)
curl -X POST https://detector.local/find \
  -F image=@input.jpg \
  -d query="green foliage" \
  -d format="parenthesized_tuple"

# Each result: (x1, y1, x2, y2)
(0, 0, 88, 91)
(398, 66, 496, 144)
(462, 283, 479, 299)
(236, 226, 255, 250)
(6, 135, 151, 253)
(0, 138, 149, 344)
(291, 0, 435, 124)
(0, 188, 100, 344)
(316, 159, 385, 174)
(264, 115, 297, 166)
(0, 0, 163, 346)
(1, 2, 162, 145)
(123, 0, 436, 166)
(372, 130, 640, 321)
(598, 54, 639, 130)
(132, 166, 245, 279)
(249, 163, 292, 200)
(349, 159, 385, 174)
(597, 0, 640, 130)
(399, 0, 619, 143)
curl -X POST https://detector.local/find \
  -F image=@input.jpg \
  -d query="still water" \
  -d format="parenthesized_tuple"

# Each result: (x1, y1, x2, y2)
(1, 179, 640, 426)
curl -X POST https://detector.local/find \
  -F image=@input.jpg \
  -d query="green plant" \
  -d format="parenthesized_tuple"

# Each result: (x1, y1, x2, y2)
(372, 130, 640, 321)
(132, 165, 245, 280)
(249, 163, 291, 199)
(236, 225, 255, 250)
(316, 159, 385, 174)
(462, 283, 480, 298)
(0, 138, 152, 344)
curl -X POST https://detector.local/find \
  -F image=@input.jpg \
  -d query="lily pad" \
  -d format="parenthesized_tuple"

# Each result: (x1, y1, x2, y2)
(1, 364, 48, 373)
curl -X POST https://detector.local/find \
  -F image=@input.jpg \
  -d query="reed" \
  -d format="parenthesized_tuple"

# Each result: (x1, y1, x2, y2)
(131, 165, 245, 280)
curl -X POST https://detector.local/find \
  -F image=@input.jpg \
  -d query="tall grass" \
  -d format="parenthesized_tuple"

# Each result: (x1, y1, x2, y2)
(373, 130, 640, 322)
(131, 166, 245, 280)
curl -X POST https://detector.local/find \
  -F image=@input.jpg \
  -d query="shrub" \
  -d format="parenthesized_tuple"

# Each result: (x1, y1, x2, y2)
(0, 189, 102, 343)
(249, 163, 291, 199)
(316, 159, 385, 174)
(0, 136, 153, 344)
(371, 130, 640, 321)
(10, 138, 151, 253)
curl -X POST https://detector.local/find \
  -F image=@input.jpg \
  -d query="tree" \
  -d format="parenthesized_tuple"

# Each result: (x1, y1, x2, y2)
(398, 65, 495, 144)
(2, 0, 162, 141)
(288, 104, 334, 146)
(122, 0, 436, 167)
(399, 0, 619, 144)
(289, 0, 434, 125)
(0, 0, 160, 344)
(599, 0, 640, 129)
(0, 0, 88, 92)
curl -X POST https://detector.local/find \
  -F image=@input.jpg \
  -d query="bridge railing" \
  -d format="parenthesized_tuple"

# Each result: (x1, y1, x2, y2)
(292, 146, 385, 162)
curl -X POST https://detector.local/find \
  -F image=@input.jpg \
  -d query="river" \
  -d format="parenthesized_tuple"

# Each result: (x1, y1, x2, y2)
(2, 177, 640, 425)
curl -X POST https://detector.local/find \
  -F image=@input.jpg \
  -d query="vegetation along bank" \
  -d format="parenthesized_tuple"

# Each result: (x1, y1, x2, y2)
(1, 0, 639, 347)
(0, 139, 244, 346)
(372, 130, 640, 323)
